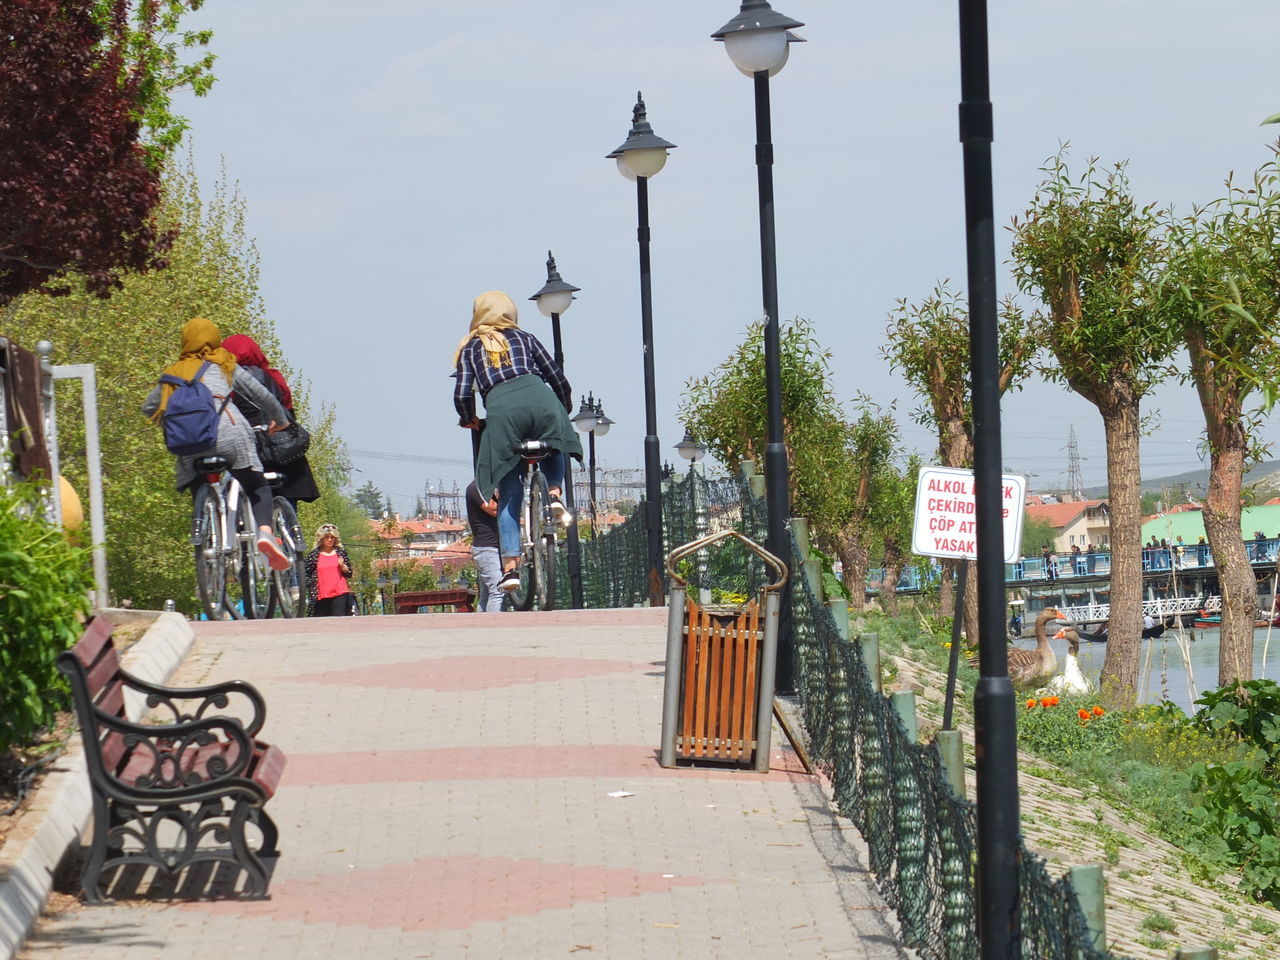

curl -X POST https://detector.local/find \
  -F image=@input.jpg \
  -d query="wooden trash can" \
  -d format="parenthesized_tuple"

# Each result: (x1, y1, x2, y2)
(659, 530, 788, 772)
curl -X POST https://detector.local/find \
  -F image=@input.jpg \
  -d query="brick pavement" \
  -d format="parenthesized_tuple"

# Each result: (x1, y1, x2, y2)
(18, 609, 909, 960)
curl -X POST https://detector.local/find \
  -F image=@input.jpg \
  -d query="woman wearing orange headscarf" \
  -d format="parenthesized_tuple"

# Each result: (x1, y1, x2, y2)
(142, 317, 292, 570)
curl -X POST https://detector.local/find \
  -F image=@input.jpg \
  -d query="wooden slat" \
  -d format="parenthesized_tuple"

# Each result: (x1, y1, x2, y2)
(680, 600, 700, 757)
(70, 616, 114, 671)
(743, 601, 760, 752)
(85, 646, 122, 702)
(707, 611, 724, 758)
(714, 615, 732, 758)
(692, 605, 711, 756)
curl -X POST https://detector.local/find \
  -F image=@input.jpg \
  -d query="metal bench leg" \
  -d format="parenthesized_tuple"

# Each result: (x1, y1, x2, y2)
(253, 807, 280, 857)
(80, 792, 113, 904)
(228, 802, 270, 898)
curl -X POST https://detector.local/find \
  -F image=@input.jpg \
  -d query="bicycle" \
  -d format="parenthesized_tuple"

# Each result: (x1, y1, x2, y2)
(264, 479, 306, 617)
(507, 439, 563, 612)
(190, 454, 260, 621)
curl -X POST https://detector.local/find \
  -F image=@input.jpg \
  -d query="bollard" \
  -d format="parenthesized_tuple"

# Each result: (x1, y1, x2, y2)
(163, 599, 176, 613)
(861, 632, 882, 693)
(1069, 865, 1106, 956)
(1173, 949, 1218, 960)
(934, 729, 965, 800)
(889, 689, 927, 947)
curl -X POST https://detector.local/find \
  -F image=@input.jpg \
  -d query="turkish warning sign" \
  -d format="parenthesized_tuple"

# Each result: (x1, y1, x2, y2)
(911, 466, 1025, 563)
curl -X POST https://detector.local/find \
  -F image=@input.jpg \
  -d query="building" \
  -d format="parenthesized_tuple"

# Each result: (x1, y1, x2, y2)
(1024, 499, 1110, 555)
(369, 515, 468, 562)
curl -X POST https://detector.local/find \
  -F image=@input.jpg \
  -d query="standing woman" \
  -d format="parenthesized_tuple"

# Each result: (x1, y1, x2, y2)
(305, 523, 355, 616)
(453, 291, 582, 591)
(222, 333, 320, 509)
(143, 317, 291, 571)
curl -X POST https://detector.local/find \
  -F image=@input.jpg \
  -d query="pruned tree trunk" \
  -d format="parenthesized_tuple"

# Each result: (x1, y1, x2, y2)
(1098, 402, 1145, 706)
(881, 545, 903, 617)
(835, 527, 870, 611)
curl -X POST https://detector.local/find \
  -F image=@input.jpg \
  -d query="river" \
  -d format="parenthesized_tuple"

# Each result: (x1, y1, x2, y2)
(1045, 626, 1280, 713)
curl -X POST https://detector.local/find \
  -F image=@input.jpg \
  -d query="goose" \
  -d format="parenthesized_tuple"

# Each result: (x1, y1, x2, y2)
(1038, 627, 1093, 697)
(969, 606, 1062, 685)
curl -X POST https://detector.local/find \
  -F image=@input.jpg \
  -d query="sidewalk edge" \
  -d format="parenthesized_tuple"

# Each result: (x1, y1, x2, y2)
(0, 611, 195, 960)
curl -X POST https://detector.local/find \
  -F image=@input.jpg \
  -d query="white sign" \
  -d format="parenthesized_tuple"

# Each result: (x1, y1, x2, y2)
(911, 466, 1025, 563)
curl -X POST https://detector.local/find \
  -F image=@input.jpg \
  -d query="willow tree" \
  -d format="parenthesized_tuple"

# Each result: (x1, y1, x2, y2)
(681, 319, 901, 601)
(1011, 154, 1175, 705)
(882, 283, 1038, 637)
(872, 453, 922, 617)
(9, 160, 344, 611)
(1162, 156, 1280, 684)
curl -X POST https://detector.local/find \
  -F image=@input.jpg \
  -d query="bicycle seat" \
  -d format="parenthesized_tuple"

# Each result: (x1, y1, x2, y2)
(514, 440, 553, 459)
(194, 455, 232, 473)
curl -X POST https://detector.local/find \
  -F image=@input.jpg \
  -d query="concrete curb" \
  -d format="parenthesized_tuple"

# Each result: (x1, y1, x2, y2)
(0, 611, 195, 960)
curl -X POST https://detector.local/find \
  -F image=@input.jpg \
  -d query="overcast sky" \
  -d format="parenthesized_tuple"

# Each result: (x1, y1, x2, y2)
(176, 1, 1280, 515)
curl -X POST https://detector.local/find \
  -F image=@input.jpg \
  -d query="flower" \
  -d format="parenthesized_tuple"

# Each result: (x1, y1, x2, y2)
(1040, 698, 1054, 709)
(1026, 699, 1037, 710)
(1092, 705, 1105, 716)
(1077, 708, 1091, 721)
(1047, 696, 1060, 706)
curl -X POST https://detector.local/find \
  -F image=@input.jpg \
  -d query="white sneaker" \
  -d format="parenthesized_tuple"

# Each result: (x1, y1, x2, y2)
(549, 496, 573, 527)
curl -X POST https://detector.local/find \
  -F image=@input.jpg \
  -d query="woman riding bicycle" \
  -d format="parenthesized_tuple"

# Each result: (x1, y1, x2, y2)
(454, 290, 582, 592)
(143, 317, 291, 571)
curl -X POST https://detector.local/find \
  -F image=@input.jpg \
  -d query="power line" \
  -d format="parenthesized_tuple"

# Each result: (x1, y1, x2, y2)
(349, 448, 473, 467)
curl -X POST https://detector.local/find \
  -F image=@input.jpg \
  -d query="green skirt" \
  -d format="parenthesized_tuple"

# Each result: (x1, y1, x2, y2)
(475, 375, 583, 498)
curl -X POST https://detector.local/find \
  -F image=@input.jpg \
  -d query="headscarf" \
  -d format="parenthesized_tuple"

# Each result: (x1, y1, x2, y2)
(223, 333, 293, 410)
(150, 317, 238, 419)
(452, 290, 519, 369)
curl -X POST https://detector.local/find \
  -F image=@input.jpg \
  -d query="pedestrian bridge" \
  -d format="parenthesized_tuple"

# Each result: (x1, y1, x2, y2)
(1057, 594, 1221, 625)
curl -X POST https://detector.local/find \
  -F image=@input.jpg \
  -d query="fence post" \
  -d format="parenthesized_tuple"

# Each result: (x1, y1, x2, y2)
(828, 598, 850, 641)
(934, 729, 965, 799)
(790, 517, 824, 604)
(936, 725, 974, 958)
(1172, 949, 1218, 959)
(1069, 865, 1106, 956)
(861, 631, 882, 694)
(889, 690, 927, 947)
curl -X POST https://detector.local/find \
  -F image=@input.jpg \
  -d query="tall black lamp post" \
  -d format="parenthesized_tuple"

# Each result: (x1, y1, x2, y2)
(572, 394, 612, 532)
(711, 1, 803, 689)
(956, 1, 1021, 955)
(531, 252, 585, 609)
(609, 92, 675, 607)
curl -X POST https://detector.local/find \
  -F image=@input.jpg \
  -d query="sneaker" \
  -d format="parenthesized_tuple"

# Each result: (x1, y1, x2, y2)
(289, 585, 301, 603)
(549, 495, 573, 527)
(256, 531, 291, 572)
(499, 569, 521, 591)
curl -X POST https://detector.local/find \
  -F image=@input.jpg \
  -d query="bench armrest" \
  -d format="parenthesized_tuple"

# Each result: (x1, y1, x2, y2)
(89, 708, 258, 792)
(116, 669, 268, 737)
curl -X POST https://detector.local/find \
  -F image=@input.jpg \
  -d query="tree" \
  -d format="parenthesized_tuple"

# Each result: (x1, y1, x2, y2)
(1011, 153, 1175, 705)
(1160, 155, 1280, 684)
(352, 481, 385, 517)
(8, 159, 345, 611)
(681, 319, 901, 602)
(883, 282, 1038, 638)
(872, 454, 921, 617)
(1020, 513, 1058, 559)
(0, 0, 172, 304)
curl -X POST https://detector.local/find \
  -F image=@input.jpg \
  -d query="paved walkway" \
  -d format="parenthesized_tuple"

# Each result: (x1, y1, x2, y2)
(19, 609, 907, 959)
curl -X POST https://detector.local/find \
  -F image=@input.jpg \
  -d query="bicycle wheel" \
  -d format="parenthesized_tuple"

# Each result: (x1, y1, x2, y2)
(510, 469, 538, 611)
(267, 497, 306, 618)
(223, 479, 258, 620)
(193, 485, 227, 620)
(530, 470, 557, 611)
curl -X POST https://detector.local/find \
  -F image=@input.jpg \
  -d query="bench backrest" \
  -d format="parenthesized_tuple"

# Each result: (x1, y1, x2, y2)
(58, 617, 131, 777)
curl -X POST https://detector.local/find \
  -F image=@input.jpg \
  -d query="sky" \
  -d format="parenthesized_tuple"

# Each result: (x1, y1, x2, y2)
(174, 1, 1280, 516)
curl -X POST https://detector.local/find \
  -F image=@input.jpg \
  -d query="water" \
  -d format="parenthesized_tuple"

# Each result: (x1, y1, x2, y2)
(1041, 626, 1280, 714)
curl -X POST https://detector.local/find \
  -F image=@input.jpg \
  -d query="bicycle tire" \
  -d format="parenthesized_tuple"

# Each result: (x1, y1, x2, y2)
(193, 485, 227, 620)
(223, 477, 254, 620)
(531, 470, 556, 611)
(510, 467, 538, 611)
(267, 497, 306, 618)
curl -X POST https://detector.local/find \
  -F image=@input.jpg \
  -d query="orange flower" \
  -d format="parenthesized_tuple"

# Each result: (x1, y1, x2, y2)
(1092, 705, 1105, 717)
(1026, 699, 1037, 709)
(1040, 698, 1054, 708)
(1077, 708, 1091, 721)
(1048, 696, 1060, 706)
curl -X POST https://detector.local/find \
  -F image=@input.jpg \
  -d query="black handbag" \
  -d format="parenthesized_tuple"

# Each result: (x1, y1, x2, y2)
(257, 420, 311, 465)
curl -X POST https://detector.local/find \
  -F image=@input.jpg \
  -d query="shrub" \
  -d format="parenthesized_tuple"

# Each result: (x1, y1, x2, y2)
(1189, 679, 1280, 770)
(0, 480, 93, 751)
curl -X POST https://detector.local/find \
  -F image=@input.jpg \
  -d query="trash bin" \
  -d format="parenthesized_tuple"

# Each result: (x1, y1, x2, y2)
(658, 530, 788, 773)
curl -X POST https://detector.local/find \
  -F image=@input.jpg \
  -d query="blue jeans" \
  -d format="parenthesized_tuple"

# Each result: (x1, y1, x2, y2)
(472, 546, 503, 612)
(497, 452, 565, 558)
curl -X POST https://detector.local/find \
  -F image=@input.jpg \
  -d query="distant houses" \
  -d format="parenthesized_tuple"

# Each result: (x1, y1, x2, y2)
(1024, 498, 1111, 554)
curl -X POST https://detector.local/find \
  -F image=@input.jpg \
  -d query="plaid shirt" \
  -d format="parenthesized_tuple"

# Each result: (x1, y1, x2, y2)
(454, 328, 571, 423)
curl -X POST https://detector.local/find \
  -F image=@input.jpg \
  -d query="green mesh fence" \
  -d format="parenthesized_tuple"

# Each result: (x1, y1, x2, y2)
(571, 469, 1128, 960)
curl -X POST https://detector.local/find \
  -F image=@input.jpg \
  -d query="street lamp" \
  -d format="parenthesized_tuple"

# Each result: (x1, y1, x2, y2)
(376, 573, 387, 615)
(572, 393, 613, 532)
(711, 0, 803, 690)
(531, 251, 585, 609)
(610, 92, 675, 606)
(675, 431, 711, 605)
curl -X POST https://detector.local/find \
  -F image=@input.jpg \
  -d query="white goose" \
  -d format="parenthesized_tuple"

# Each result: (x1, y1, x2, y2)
(1037, 627, 1093, 697)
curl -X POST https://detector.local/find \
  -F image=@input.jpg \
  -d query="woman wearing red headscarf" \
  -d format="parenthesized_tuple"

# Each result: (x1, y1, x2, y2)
(223, 333, 319, 508)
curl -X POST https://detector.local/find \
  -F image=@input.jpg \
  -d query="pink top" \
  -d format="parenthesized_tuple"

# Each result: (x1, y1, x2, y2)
(315, 551, 348, 600)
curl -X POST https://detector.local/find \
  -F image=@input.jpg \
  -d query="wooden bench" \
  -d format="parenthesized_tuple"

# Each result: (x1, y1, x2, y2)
(57, 617, 286, 902)
(392, 588, 475, 614)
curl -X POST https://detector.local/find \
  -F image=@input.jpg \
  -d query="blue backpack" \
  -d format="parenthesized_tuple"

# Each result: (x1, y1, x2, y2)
(157, 361, 232, 456)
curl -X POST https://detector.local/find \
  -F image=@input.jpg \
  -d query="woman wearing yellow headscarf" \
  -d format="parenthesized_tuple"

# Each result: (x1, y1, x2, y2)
(143, 317, 293, 571)
(454, 291, 582, 591)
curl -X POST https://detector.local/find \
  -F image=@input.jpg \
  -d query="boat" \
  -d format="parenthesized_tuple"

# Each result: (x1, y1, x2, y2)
(1072, 618, 1171, 642)
(1193, 612, 1280, 629)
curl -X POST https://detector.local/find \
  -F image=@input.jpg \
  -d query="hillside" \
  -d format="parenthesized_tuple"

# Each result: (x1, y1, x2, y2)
(1078, 460, 1280, 500)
